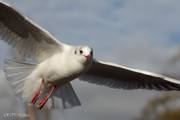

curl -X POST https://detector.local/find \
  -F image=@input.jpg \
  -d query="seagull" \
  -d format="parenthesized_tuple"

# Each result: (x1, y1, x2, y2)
(1, 1, 180, 109)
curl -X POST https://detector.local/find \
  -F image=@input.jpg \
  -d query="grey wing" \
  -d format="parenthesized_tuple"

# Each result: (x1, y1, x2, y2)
(0, 2, 64, 61)
(79, 60, 180, 90)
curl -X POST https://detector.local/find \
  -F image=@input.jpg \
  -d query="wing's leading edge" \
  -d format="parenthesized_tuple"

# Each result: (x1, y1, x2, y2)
(79, 60, 180, 90)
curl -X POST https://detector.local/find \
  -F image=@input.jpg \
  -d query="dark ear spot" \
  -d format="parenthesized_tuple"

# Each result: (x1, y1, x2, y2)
(90, 51, 93, 56)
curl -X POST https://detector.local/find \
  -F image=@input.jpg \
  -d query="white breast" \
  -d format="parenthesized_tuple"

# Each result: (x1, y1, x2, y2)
(36, 53, 85, 84)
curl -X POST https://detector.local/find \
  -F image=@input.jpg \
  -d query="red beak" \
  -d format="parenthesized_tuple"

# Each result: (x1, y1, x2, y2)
(84, 54, 91, 60)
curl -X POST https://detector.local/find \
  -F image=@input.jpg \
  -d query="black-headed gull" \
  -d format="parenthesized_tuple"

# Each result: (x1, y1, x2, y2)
(1, 1, 180, 109)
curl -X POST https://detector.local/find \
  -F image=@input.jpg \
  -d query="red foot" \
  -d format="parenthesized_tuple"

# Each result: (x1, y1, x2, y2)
(31, 79, 45, 104)
(31, 91, 40, 104)
(37, 85, 58, 109)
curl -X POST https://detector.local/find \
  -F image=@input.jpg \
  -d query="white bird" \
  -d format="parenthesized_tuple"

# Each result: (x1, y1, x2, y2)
(1, 1, 180, 109)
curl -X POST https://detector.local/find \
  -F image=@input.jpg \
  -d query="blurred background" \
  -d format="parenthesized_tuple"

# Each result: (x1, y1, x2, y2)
(1, 0, 180, 120)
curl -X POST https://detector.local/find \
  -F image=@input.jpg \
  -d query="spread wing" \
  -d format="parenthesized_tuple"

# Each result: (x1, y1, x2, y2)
(79, 60, 180, 90)
(0, 2, 64, 61)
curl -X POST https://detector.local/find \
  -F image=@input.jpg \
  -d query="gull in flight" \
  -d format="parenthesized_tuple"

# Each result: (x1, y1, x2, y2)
(1, 1, 180, 109)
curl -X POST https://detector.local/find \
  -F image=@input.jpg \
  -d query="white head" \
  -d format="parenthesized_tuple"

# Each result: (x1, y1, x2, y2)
(74, 45, 93, 65)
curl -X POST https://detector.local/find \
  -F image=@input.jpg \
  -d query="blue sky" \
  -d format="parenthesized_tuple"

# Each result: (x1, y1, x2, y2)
(1, 0, 180, 120)
(6, 0, 180, 66)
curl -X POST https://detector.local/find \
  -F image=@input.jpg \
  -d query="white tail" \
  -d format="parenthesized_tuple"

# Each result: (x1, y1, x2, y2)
(48, 83, 81, 109)
(3, 59, 36, 97)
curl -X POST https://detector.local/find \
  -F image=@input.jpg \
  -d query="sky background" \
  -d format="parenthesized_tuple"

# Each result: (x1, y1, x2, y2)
(1, 0, 180, 120)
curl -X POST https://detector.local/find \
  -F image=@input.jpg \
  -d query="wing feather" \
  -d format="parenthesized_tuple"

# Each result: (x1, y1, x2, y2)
(79, 60, 180, 90)
(0, 2, 64, 61)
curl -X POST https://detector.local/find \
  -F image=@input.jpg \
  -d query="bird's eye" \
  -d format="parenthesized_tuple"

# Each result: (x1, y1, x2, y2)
(80, 50, 83, 54)
(90, 51, 93, 55)
(74, 50, 77, 54)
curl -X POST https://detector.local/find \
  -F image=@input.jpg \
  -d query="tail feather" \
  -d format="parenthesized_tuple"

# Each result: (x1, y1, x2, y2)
(3, 59, 36, 97)
(47, 83, 81, 109)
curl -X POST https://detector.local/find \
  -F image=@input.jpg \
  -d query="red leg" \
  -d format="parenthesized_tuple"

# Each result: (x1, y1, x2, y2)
(37, 85, 58, 109)
(31, 79, 45, 104)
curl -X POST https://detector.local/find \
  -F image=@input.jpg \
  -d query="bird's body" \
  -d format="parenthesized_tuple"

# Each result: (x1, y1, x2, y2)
(35, 48, 87, 84)
(22, 45, 92, 105)
(1, 1, 180, 109)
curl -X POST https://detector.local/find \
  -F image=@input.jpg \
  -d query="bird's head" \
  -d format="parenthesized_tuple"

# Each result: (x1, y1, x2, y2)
(74, 45, 93, 65)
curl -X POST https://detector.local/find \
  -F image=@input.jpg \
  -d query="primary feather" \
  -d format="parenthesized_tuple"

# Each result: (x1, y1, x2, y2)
(80, 60, 180, 90)
(0, 2, 63, 62)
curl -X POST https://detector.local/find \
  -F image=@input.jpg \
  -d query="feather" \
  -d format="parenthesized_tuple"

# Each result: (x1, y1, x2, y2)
(79, 60, 180, 90)
(47, 83, 81, 109)
(3, 59, 36, 97)
(0, 2, 63, 62)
